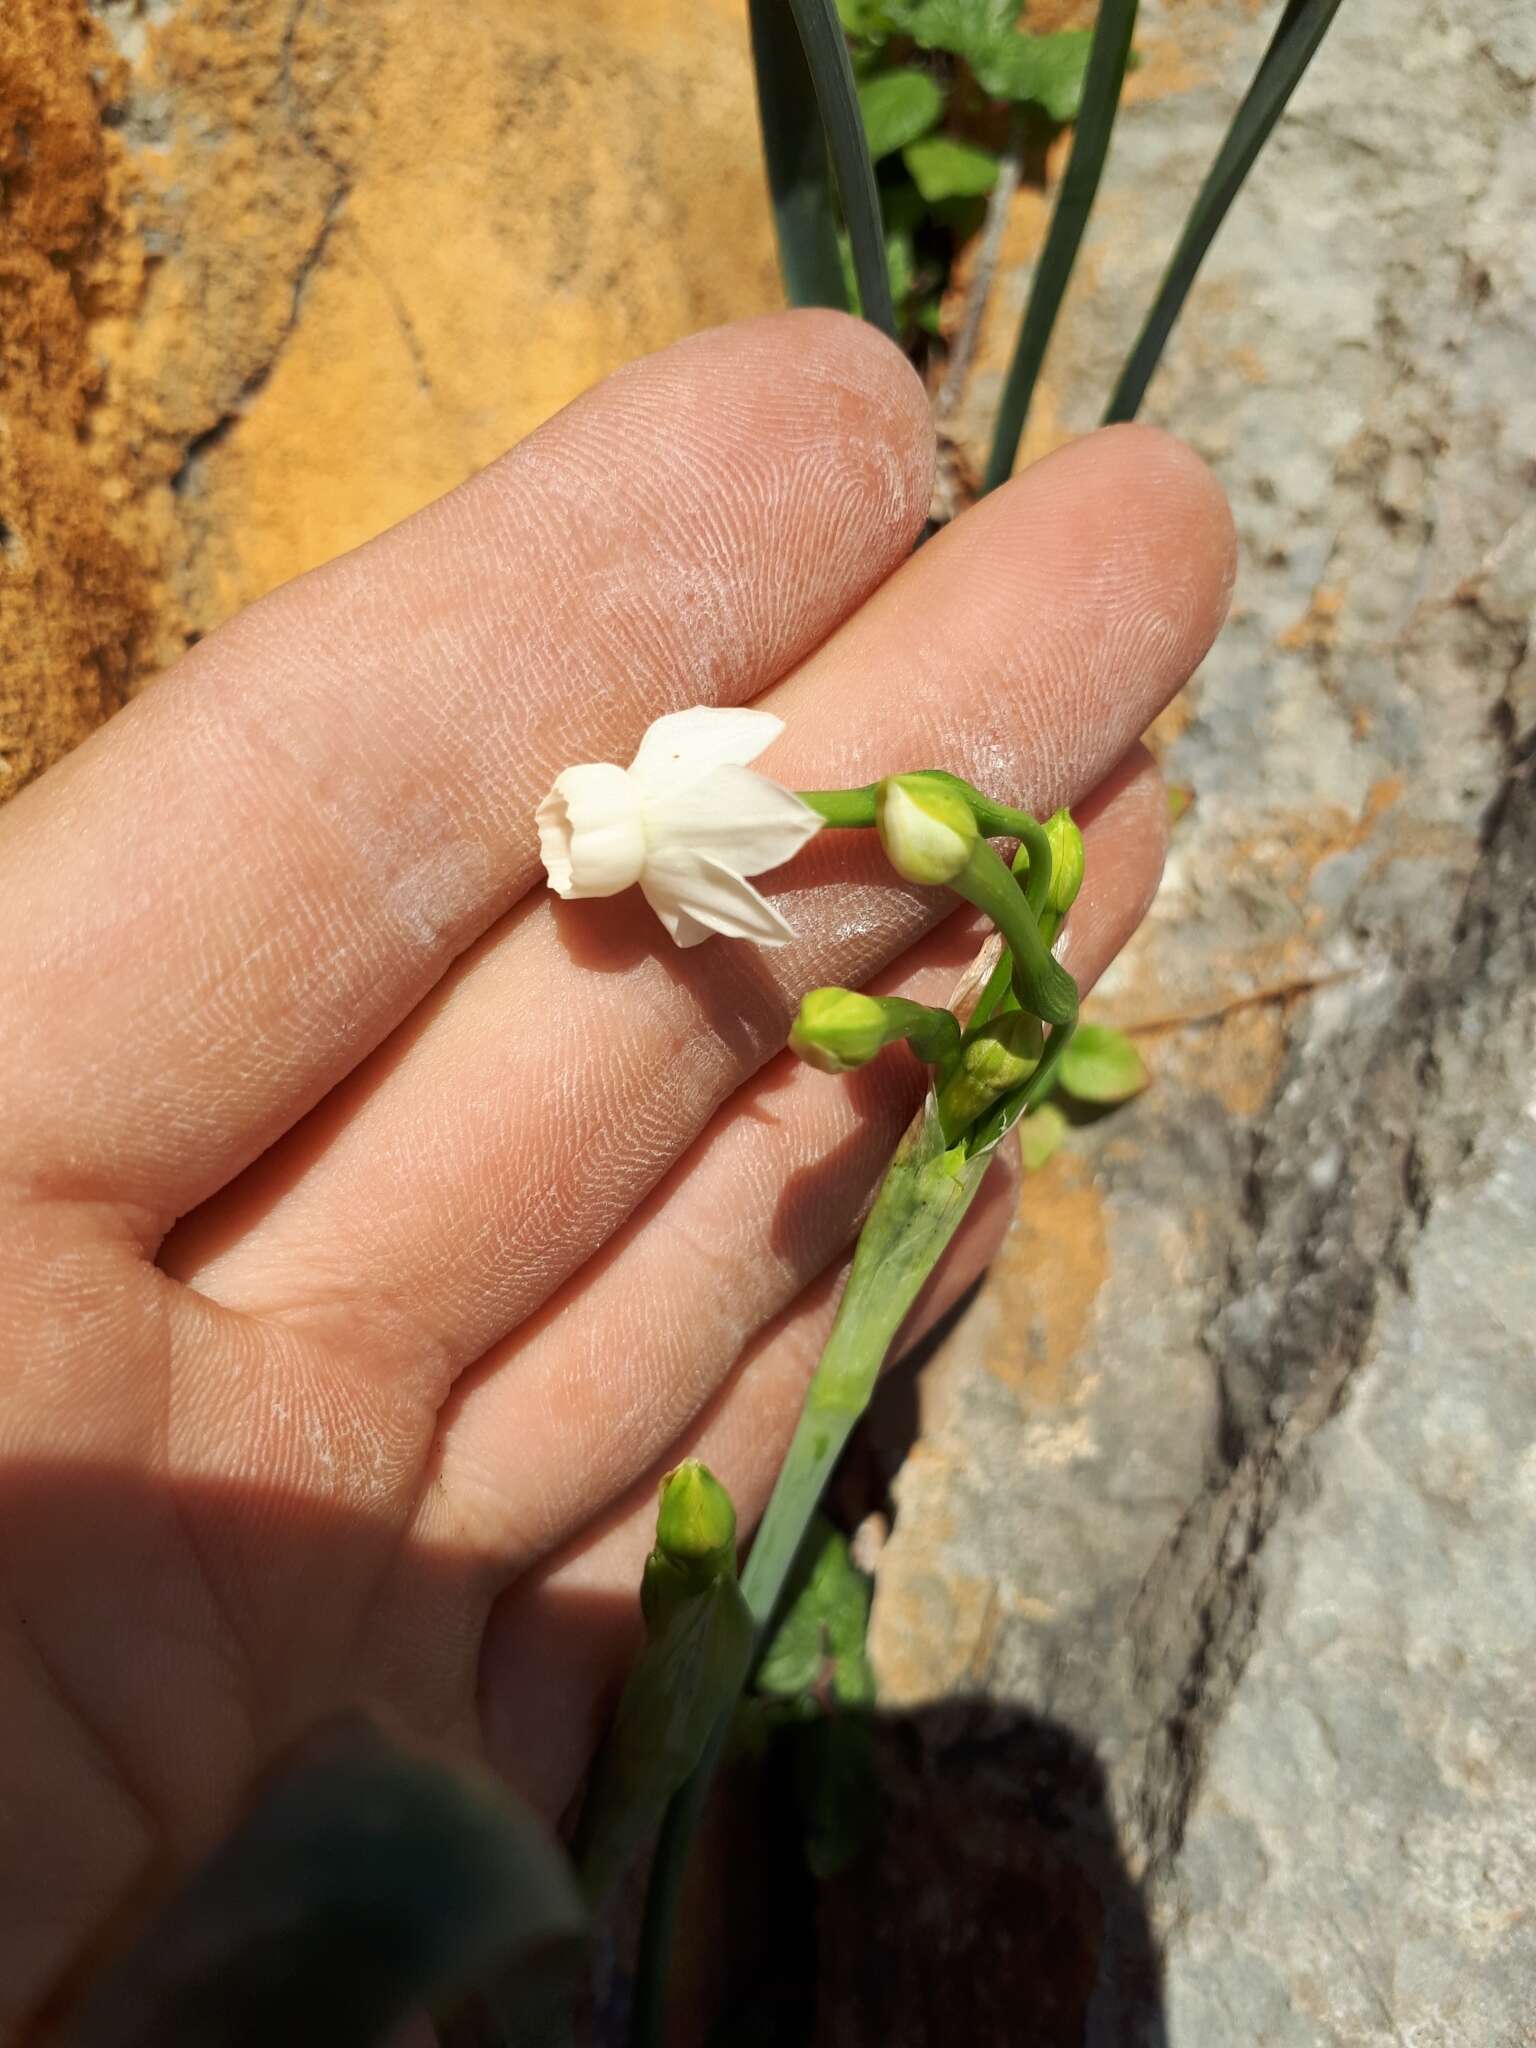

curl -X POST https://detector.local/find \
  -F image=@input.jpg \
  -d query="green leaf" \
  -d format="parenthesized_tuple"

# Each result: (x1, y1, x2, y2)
(748, 0, 849, 311)
(636, 1104, 997, 2048)
(756, 1515, 876, 1710)
(972, 28, 1094, 121)
(903, 133, 1000, 202)
(576, 1578, 752, 1904)
(1058, 1023, 1148, 1104)
(857, 66, 944, 158)
(748, 0, 895, 337)
(885, 222, 916, 306)
(883, 0, 1016, 55)
(837, 0, 897, 36)
(880, 3, 1091, 120)
(1018, 1099, 1068, 1170)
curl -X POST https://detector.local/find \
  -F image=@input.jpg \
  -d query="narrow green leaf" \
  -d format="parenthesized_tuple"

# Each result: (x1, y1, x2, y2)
(983, 0, 1138, 493)
(836, 224, 920, 323)
(1018, 1099, 1068, 1170)
(1104, 0, 1344, 422)
(749, 0, 849, 310)
(903, 133, 1000, 202)
(857, 66, 944, 159)
(1058, 1023, 1148, 1104)
(576, 1581, 752, 1906)
(787, 0, 897, 337)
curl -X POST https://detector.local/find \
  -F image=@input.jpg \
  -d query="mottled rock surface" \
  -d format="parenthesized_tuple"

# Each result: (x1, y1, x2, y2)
(0, 0, 778, 794)
(854, 2, 1536, 2041)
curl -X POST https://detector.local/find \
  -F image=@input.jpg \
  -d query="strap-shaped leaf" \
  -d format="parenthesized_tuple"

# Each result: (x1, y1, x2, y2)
(983, 0, 1139, 492)
(1104, 0, 1345, 421)
(749, 0, 896, 336)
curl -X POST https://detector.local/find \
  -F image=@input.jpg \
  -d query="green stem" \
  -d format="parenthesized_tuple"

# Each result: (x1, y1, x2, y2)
(913, 773, 1054, 920)
(878, 997, 962, 1076)
(630, 1109, 993, 2047)
(993, 811, 1052, 922)
(963, 839, 1035, 1036)
(799, 784, 879, 827)
(951, 838, 1078, 1026)
(801, 777, 1054, 925)
(630, 1784, 694, 2048)
(745, 1121, 982, 1625)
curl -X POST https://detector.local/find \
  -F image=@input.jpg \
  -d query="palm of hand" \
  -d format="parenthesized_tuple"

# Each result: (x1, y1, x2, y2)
(0, 311, 1232, 2026)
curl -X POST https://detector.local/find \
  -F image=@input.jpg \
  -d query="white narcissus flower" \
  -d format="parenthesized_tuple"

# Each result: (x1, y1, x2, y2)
(535, 706, 822, 947)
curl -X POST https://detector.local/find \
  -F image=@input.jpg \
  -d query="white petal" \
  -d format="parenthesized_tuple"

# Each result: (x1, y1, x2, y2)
(535, 762, 645, 898)
(640, 849, 798, 948)
(642, 765, 822, 878)
(638, 884, 715, 949)
(628, 706, 785, 799)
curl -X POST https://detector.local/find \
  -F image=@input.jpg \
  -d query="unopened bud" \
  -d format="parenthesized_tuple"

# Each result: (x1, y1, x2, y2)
(1042, 808, 1085, 918)
(789, 988, 890, 1074)
(876, 775, 979, 886)
(655, 1459, 736, 1565)
(936, 1009, 1045, 1141)
(643, 1460, 739, 1633)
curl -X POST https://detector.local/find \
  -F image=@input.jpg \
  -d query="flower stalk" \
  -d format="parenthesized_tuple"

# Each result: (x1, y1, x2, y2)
(629, 781, 1082, 2045)
(540, 725, 1085, 2044)
(790, 988, 963, 1077)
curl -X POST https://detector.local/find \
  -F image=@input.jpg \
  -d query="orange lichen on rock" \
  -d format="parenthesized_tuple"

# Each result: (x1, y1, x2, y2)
(4, 0, 779, 798)
(986, 1150, 1109, 1407)
(1276, 581, 1346, 652)
(0, 0, 162, 796)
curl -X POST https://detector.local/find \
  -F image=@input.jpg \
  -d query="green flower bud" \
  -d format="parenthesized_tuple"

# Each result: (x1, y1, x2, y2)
(936, 1009, 1044, 1142)
(1042, 808, 1085, 918)
(654, 1459, 736, 1566)
(789, 987, 891, 1074)
(643, 1460, 738, 1633)
(875, 774, 979, 886)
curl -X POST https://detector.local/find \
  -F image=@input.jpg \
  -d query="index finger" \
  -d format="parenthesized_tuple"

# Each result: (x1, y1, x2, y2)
(0, 313, 933, 1232)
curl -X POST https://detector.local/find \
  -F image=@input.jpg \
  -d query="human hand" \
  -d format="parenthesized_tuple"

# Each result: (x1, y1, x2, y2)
(0, 311, 1232, 2027)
